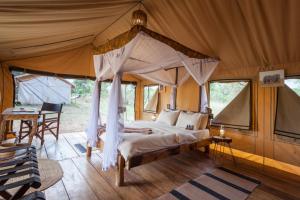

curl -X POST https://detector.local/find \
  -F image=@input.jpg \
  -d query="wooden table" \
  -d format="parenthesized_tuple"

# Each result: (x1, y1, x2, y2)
(212, 136, 236, 165)
(0, 108, 39, 145)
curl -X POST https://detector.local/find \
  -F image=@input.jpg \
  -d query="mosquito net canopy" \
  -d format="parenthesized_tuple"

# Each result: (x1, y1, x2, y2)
(87, 25, 219, 170)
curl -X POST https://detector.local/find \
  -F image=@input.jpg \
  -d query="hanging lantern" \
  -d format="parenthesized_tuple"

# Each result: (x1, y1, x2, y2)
(131, 9, 147, 27)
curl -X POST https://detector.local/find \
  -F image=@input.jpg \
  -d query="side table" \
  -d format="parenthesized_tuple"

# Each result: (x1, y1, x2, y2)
(212, 136, 236, 165)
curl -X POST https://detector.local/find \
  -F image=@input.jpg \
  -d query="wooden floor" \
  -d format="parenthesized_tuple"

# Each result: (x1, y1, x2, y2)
(31, 132, 300, 200)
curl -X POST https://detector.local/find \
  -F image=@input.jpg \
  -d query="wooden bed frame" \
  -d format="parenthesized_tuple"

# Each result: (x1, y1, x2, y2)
(86, 110, 212, 186)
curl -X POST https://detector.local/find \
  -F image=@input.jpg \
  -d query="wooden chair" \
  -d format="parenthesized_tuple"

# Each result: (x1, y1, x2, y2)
(19, 102, 63, 145)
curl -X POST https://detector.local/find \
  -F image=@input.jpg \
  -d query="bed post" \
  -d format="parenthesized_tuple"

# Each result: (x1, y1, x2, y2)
(115, 154, 125, 186)
(86, 143, 92, 157)
(204, 145, 210, 155)
(202, 145, 210, 158)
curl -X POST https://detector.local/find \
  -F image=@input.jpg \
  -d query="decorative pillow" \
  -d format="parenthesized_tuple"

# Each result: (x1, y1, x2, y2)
(156, 110, 180, 126)
(176, 112, 202, 130)
(198, 114, 209, 130)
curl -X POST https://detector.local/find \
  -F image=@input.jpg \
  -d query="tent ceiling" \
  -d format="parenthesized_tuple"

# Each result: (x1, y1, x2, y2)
(0, 0, 138, 60)
(1, 0, 300, 77)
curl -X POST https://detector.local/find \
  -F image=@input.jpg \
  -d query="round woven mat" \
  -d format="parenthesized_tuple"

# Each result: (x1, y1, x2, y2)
(29, 159, 63, 192)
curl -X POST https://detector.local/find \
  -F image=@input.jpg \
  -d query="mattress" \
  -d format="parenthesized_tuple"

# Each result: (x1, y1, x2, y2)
(100, 120, 210, 161)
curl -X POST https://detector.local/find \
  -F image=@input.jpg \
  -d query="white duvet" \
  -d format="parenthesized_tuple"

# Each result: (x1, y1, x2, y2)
(100, 120, 210, 161)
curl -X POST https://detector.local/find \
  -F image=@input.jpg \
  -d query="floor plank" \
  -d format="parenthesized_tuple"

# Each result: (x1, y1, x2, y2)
(44, 180, 70, 200)
(88, 153, 151, 200)
(34, 142, 48, 159)
(44, 134, 78, 160)
(72, 156, 122, 200)
(132, 162, 183, 193)
(59, 159, 98, 200)
(63, 133, 87, 156)
(29, 133, 300, 200)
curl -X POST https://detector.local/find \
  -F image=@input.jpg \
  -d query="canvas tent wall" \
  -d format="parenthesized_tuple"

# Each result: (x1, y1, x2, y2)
(3, 0, 300, 79)
(16, 74, 74, 105)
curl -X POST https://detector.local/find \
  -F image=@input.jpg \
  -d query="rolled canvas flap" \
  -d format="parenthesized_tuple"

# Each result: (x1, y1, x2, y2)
(212, 83, 251, 129)
(275, 85, 300, 139)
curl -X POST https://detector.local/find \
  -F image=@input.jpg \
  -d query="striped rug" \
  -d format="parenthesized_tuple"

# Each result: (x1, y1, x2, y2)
(157, 167, 261, 200)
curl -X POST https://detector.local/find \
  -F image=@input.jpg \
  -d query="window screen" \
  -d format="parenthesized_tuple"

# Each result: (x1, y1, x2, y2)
(209, 80, 251, 129)
(100, 82, 136, 123)
(275, 78, 300, 139)
(143, 85, 159, 113)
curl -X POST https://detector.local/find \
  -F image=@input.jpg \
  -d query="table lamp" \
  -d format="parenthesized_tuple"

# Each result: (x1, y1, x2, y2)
(220, 125, 225, 138)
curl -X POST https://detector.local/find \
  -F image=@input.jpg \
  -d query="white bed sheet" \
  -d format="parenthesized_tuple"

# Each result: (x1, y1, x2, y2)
(100, 120, 210, 161)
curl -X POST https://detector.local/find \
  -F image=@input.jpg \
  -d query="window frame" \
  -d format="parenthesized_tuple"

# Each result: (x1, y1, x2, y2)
(143, 84, 159, 113)
(208, 79, 253, 130)
(274, 75, 300, 139)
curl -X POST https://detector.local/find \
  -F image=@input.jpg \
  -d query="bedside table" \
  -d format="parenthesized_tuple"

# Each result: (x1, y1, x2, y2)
(212, 136, 236, 165)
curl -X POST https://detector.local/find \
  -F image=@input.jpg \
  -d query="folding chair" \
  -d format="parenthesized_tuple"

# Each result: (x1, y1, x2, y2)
(19, 102, 63, 145)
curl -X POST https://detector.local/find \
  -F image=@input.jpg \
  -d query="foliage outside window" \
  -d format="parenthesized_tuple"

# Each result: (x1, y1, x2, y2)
(284, 79, 300, 96)
(209, 80, 251, 129)
(143, 85, 159, 113)
(100, 82, 136, 123)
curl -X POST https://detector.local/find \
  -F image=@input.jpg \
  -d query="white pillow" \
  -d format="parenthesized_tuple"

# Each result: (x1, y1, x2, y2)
(198, 114, 209, 130)
(156, 110, 180, 126)
(176, 112, 202, 130)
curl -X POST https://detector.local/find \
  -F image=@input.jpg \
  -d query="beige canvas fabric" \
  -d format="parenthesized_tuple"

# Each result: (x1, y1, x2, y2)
(212, 83, 251, 129)
(2, 0, 300, 78)
(5, 45, 95, 77)
(275, 85, 300, 138)
(0, 0, 138, 60)
(144, 89, 159, 112)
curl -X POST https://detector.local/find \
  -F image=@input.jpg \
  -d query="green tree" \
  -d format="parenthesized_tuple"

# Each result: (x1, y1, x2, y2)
(72, 79, 94, 97)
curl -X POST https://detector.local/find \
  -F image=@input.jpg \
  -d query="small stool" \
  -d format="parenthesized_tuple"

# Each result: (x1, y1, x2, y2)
(212, 136, 236, 165)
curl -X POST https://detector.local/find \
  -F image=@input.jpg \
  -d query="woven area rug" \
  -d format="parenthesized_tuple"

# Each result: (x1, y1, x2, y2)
(28, 159, 63, 192)
(157, 167, 261, 200)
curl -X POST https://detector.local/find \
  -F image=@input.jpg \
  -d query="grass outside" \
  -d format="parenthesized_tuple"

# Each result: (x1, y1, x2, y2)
(14, 96, 92, 133)
(13, 94, 135, 134)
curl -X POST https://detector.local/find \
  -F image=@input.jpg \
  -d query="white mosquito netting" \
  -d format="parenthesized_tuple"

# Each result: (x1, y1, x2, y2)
(86, 28, 219, 170)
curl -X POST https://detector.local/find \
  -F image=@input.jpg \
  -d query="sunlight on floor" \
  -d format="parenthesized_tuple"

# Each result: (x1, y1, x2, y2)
(210, 144, 300, 176)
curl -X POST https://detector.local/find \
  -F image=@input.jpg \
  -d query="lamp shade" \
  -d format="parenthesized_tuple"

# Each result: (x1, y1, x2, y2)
(131, 9, 147, 27)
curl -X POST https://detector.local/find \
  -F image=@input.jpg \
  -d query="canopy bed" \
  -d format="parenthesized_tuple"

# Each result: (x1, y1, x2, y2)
(85, 10, 219, 186)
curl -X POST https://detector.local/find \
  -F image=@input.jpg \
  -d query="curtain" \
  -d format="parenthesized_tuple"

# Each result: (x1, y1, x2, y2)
(86, 81, 100, 147)
(182, 58, 218, 85)
(138, 69, 176, 86)
(102, 72, 125, 170)
(200, 85, 208, 112)
(101, 36, 140, 170)
(86, 55, 104, 147)
(170, 86, 177, 110)
(181, 58, 219, 111)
